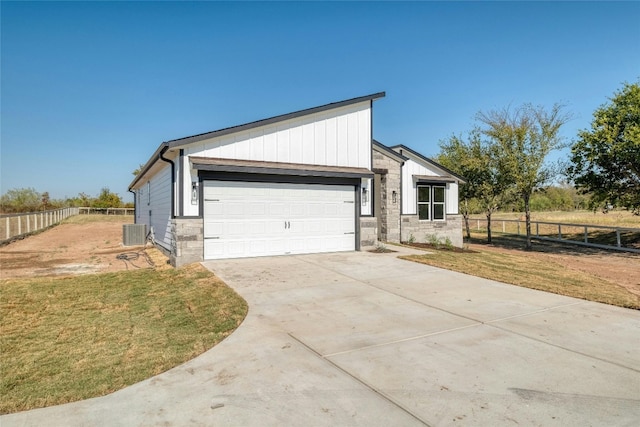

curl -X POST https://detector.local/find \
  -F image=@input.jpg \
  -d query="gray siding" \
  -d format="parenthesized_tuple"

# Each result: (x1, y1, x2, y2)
(137, 165, 172, 251)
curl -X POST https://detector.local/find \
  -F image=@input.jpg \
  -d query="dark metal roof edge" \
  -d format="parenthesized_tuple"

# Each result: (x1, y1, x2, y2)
(413, 175, 458, 183)
(372, 139, 408, 162)
(391, 144, 467, 183)
(128, 142, 170, 190)
(168, 92, 386, 148)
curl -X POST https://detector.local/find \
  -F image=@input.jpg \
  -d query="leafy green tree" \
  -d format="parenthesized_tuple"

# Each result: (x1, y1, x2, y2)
(438, 129, 511, 243)
(92, 188, 122, 208)
(478, 103, 571, 250)
(0, 187, 42, 213)
(568, 81, 640, 214)
(437, 132, 477, 240)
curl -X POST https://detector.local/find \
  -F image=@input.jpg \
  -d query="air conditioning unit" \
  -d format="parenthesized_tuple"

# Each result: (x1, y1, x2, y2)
(123, 224, 147, 246)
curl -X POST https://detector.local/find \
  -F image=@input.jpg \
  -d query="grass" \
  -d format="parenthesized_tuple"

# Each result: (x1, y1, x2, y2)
(0, 263, 248, 414)
(402, 242, 640, 310)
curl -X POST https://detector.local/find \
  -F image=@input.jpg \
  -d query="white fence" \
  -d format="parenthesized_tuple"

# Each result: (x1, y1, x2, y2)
(469, 218, 640, 253)
(0, 207, 79, 244)
(78, 207, 134, 215)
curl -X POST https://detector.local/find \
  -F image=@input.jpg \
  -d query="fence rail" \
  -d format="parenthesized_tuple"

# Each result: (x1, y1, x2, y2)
(468, 218, 640, 253)
(78, 207, 134, 215)
(0, 207, 80, 244)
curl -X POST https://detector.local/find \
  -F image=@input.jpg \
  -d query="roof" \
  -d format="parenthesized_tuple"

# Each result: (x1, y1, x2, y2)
(391, 144, 467, 183)
(372, 139, 408, 163)
(167, 92, 385, 148)
(190, 157, 373, 179)
(129, 92, 385, 190)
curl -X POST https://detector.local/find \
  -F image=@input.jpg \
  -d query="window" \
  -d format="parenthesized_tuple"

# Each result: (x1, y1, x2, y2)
(417, 185, 445, 221)
(417, 186, 430, 220)
(433, 186, 445, 220)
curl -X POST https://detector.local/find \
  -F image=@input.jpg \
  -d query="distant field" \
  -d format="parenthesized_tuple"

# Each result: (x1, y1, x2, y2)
(469, 210, 640, 227)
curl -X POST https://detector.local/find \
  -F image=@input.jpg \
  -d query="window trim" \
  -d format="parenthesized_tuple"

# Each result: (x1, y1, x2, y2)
(417, 184, 446, 221)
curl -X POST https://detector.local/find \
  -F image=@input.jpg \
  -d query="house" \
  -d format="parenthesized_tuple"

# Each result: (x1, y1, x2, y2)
(129, 93, 465, 266)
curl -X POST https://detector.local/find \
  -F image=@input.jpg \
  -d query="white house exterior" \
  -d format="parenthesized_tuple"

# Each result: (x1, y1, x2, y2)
(391, 145, 465, 247)
(129, 93, 465, 266)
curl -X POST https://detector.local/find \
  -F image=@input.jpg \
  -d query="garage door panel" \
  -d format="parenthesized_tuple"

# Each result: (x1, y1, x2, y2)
(204, 181, 356, 260)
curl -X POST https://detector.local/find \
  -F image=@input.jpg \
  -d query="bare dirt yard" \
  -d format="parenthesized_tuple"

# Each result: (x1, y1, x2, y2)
(467, 238, 640, 298)
(0, 215, 163, 279)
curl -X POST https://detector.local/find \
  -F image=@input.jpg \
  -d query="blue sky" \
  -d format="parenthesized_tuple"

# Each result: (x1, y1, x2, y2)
(2, 1, 639, 201)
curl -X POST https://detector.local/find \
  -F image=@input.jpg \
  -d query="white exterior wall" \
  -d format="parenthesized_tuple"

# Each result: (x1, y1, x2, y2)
(182, 101, 373, 217)
(136, 165, 173, 251)
(400, 157, 459, 216)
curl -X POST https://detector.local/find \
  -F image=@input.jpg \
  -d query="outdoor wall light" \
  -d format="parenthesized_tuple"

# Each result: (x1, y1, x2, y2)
(191, 181, 199, 205)
(361, 187, 368, 205)
(392, 190, 398, 204)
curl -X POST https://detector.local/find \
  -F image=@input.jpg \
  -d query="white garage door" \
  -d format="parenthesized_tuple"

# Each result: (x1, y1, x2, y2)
(203, 181, 356, 260)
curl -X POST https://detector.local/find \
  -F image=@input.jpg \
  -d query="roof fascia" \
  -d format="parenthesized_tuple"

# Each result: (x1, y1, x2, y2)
(372, 139, 408, 163)
(167, 92, 386, 149)
(391, 144, 467, 183)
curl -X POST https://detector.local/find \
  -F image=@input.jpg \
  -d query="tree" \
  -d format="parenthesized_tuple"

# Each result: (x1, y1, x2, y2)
(0, 188, 42, 213)
(41, 192, 50, 210)
(438, 129, 511, 243)
(478, 103, 571, 250)
(568, 81, 640, 214)
(437, 132, 477, 240)
(132, 164, 145, 176)
(92, 188, 122, 208)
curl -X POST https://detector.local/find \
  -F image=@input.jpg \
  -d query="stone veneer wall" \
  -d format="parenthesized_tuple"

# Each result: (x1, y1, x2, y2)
(360, 217, 378, 247)
(171, 217, 204, 267)
(400, 214, 464, 248)
(372, 150, 402, 243)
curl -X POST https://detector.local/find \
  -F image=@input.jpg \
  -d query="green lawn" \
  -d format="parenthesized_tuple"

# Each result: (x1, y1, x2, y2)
(0, 264, 247, 414)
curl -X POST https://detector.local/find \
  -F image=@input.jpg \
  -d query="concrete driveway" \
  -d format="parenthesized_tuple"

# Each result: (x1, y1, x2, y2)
(3, 248, 639, 426)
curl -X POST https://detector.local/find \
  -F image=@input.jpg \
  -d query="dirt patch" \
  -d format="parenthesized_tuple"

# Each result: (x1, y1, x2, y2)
(466, 240, 640, 298)
(0, 218, 166, 279)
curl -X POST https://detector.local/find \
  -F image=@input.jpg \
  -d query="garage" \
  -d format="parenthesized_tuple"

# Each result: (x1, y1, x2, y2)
(203, 180, 356, 260)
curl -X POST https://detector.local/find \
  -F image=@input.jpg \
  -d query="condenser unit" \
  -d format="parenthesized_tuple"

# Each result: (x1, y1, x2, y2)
(123, 224, 147, 246)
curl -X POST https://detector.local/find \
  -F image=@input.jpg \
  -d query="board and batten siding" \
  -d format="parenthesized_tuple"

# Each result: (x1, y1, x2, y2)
(181, 101, 373, 217)
(137, 165, 173, 251)
(400, 158, 459, 216)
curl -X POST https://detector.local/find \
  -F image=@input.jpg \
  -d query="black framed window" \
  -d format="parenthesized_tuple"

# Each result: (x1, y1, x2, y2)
(417, 185, 445, 221)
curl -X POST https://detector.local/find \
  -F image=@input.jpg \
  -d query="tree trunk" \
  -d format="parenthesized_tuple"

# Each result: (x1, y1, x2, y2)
(486, 212, 492, 243)
(463, 200, 471, 240)
(524, 195, 532, 250)
(464, 213, 471, 240)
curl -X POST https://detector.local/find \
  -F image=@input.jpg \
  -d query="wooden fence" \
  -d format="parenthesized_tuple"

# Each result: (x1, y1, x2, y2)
(78, 207, 134, 215)
(468, 218, 640, 253)
(0, 207, 80, 244)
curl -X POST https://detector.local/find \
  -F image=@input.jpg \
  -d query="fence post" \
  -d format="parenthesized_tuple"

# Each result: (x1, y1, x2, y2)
(502, 221, 505, 233)
(536, 222, 539, 237)
(5, 217, 9, 240)
(18, 216, 21, 235)
(584, 226, 588, 243)
(517, 221, 520, 236)
(558, 224, 562, 239)
(477, 219, 480, 231)
(616, 229, 621, 248)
